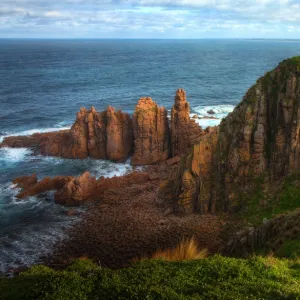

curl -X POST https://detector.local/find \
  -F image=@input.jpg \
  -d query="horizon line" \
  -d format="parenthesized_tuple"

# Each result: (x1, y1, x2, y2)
(1, 37, 300, 41)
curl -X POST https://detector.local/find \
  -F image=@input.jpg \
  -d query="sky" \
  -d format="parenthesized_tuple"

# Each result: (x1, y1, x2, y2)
(1, 0, 300, 38)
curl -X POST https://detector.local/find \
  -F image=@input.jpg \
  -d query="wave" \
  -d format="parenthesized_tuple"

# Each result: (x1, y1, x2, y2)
(0, 124, 71, 143)
(193, 104, 235, 118)
(191, 104, 235, 128)
(193, 118, 223, 128)
(0, 147, 33, 164)
(0, 182, 81, 275)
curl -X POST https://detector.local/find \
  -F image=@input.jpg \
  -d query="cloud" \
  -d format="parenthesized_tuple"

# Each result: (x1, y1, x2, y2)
(0, 0, 300, 38)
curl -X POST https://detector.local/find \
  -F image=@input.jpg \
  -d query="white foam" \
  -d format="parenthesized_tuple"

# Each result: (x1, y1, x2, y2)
(0, 125, 71, 143)
(193, 104, 235, 119)
(89, 159, 136, 179)
(0, 147, 32, 164)
(189, 104, 235, 128)
(194, 118, 223, 128)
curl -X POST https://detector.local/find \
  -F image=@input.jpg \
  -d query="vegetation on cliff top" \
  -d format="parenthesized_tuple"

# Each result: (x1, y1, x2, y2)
(283, 56, 300, 68)
(1, 256, 300, 300)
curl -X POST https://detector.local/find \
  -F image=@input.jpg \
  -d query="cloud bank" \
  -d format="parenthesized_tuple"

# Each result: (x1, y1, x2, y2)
(1, 0, 300, 38)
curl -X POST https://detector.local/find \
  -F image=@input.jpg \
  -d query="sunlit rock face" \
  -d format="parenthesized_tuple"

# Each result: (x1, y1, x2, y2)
(1, 90, 206, 164)
(171, 88, 204, 157)
(160, 57, 300, 214)
(131, 97, 170, 165)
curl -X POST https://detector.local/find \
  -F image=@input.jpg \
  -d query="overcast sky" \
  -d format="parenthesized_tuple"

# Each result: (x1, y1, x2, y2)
(1, 0, 300, 38)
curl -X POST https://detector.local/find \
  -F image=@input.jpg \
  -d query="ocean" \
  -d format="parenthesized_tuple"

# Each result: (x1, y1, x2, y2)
(1, 39, 300, 274)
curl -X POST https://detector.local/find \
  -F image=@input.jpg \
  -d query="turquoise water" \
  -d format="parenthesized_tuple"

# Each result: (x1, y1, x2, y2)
(1, 39, 300, 273)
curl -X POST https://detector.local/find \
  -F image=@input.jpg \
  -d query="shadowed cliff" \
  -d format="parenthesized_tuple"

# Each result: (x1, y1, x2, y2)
(159, 56, 300, 214)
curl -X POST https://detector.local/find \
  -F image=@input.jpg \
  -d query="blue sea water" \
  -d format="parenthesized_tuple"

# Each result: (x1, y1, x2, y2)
(1, 39, 300, 273)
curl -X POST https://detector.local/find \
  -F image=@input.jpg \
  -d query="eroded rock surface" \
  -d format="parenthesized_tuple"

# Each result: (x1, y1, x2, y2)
(1, 106, 133, 162)
(160, 57, 300, 214)
(14, 171, 150, 206)
(1, 90, 206, 165)
(171, 89, 204, 156)
(131, 97, 170, 165)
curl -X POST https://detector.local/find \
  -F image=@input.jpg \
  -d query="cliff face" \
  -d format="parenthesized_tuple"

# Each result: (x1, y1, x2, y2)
(160, 57, 300, 214)
(171, 89, 204, 156)
(131, 97, 170, 165)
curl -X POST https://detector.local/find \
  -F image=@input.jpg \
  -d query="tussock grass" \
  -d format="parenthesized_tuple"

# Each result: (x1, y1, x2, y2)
(150, 238, 208, 261)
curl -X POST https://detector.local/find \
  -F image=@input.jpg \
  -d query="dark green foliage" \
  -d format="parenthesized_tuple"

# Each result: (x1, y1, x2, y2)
(284, 56, 300, 68)
(275, 239, 300, 259)
(1, 256, 300, 300)
(238, 174, 300, 225)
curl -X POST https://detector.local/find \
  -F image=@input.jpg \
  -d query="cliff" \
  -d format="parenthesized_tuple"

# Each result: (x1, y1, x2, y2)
(159, 57, 300, 214)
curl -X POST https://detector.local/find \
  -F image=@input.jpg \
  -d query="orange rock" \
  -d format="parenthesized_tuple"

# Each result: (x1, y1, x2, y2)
(106, 106, 133, 162)
(166, 156, 181, 165)
(13, 171, 150, 207)
(15, 176, 74, 199)
(171, 89, 204, 156)
(2, 106, 133, 162)
(131, 97, 170, 165)
(13, 174, 38, 189)
(55, 172, 97, 206)
(160, 58, 300, 214)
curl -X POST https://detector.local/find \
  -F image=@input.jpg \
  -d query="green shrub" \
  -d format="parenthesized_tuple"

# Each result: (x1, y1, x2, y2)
(1, 256, 300, 300)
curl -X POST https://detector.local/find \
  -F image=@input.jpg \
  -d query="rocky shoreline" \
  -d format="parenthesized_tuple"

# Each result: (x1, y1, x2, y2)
(46, 162, 226, 270)
(0, 89, 209, 164)
(2, 56, 300, 272)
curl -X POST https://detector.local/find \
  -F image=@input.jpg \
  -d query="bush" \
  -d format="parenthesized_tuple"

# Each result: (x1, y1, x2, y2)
(1, 256, 300, 300)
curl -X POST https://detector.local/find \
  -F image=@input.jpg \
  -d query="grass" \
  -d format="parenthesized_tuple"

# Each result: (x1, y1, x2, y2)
(137, 238, 208, 262)
(1, 256, 300, 300)
(238, 174, 300, 225)
(275, 239, 300, 259)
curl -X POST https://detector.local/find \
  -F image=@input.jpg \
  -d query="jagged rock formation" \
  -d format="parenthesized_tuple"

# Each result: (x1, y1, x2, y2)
(159, 57, 300, 214)
(1, 90, 204, 165)
(2, 107, 133, 162)
(14, 171, 150, 206)
(171, 89, 204, 156)
(131, 97, 170, 165)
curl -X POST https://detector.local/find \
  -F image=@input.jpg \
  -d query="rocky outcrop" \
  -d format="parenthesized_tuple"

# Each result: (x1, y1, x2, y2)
(86, 106, 133, 161)
(225, 209, 300, 257)
(2, 106, 133, 162)
(15, 175, 74, 199)
(1, 90, 206, 165)
(14, 171, 150, 206)
(160, 57, 300, 214)
(171, 89, 204, 156)
(131, 97, 170, 165)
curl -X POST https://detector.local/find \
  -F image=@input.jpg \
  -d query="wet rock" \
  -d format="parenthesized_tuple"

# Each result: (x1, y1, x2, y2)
(13, 174, 38, 189)
(65, 209, 78, 216)
(13, 171, 150, 207)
